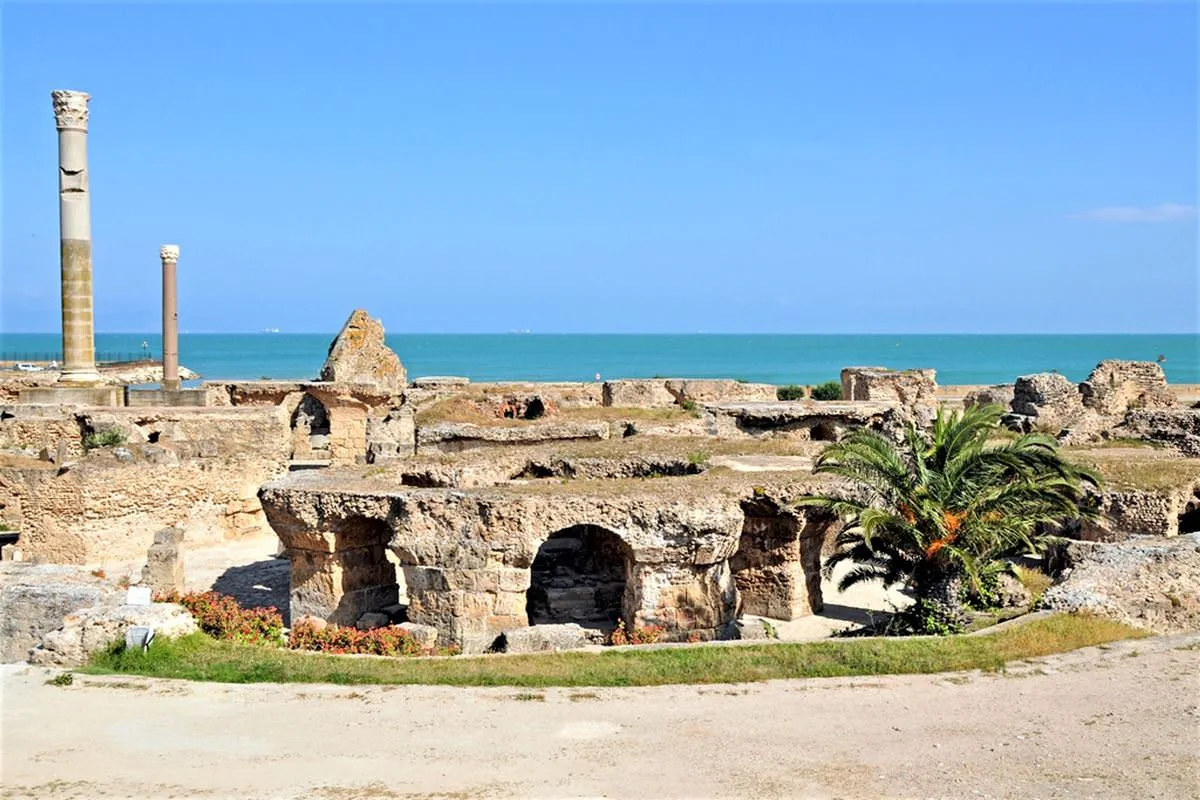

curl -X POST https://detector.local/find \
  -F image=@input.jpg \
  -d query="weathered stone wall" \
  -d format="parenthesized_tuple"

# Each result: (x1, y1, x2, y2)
(705, 401, 899, 441)
(729, 501, 829, 619)
(0, 407, 290, 564)
(0, 563, 120, 662)
(1010, 373, 1086, 432)
(261, 477, 750, 652)
(603, 380, 676, 409)
(963, 385, 1014, 411)
(840, 368, 937, 407)
(1079, 361, 1174, 417)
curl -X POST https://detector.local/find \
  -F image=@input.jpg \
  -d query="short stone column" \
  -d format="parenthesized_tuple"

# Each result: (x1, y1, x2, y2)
(51, 90, 101, 385)
(160, 245, 181, 390)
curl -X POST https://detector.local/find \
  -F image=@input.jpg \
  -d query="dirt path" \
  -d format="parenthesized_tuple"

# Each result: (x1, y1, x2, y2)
(2, 635, 1197, 799)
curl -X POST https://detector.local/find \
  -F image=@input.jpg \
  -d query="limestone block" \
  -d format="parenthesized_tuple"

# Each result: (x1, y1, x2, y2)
(319, 309, 407, 394)
(1119, 409, 1200, 457)
(140, 527, 185, 595)
(397, 622, 439, 649)
(664, 379, 777, 405)
(963, 385, 1015, 411)
(601, 380, 676, 409)
(0, 564, 120, 663)
(841, 367, 937, 407)
(29, 602, 197, 667)
(1011, 373, 1086, 432)
(498, 623, 593, 653)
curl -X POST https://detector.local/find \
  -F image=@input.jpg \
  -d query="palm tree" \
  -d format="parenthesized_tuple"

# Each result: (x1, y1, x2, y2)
(797, 404, 1099, 634)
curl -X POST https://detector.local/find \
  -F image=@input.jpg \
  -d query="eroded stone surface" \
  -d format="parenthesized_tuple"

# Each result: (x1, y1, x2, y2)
(319, 310, 407, 395)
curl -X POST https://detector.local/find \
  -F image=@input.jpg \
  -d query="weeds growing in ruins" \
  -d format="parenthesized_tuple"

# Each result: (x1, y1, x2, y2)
(83, 613, 1143, 688)
(607, 620, 665, 646)
(82, 428, 127, 451)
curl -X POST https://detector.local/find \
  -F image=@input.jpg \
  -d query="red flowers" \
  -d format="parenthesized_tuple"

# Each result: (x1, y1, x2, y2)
(287, 619, 426, 657)
(156, 590, 284, 645)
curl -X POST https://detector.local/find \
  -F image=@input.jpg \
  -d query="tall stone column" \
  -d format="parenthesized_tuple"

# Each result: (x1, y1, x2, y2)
(52, 90, 100, 385)
(160, 245, 181, 391)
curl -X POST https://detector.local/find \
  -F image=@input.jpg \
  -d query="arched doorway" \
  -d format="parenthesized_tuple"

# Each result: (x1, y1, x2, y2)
(526, 525, 632, 628)
(290, 394, 331, 459)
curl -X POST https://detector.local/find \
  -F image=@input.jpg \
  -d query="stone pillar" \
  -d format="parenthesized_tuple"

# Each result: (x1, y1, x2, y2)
(52, 90, 101, 385)
(160, 245, 180, 390)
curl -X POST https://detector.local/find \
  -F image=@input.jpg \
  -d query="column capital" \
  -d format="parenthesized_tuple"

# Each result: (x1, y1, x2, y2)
(51, 90, 91, 132)
(160, 244, 180, 264)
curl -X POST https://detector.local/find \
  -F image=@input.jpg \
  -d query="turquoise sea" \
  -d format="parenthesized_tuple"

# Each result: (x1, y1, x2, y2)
(0, 333, 1196, 385)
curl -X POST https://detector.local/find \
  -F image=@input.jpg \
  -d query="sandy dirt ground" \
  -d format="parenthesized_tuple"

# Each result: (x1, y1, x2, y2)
(1, 634, 1197, 799)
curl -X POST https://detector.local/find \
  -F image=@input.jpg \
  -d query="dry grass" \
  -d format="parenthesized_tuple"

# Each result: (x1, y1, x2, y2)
(1065, 447, 1200, 491)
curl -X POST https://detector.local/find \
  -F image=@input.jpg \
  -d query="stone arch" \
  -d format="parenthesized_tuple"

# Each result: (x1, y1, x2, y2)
(327, 515, 398, 625)
(526, 524, 634, 629)
(729, 499, 827, 620)
(290, 393, 331, 459)
(810, 421, 840, 442)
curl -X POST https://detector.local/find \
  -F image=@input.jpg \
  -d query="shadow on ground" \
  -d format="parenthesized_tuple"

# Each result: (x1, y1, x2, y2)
(212, 558, 291, 625)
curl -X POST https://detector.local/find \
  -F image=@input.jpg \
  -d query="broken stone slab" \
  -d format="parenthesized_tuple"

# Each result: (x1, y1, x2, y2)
(495, 623, 595, 654)
(663, 379, 778, 405)
(0, 564, 121, 663)
(416, 421, 609, 453)
(319, 309, 407, 395)
(411, 376, 470, 389)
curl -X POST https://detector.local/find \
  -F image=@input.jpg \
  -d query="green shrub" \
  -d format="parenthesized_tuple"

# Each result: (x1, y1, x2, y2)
(777, 385, 806, 401)
(46, 672, 74, 687)
(82, 428, 126, 450)
(810, 381, 843, 401)
(687, 451, 709, 467)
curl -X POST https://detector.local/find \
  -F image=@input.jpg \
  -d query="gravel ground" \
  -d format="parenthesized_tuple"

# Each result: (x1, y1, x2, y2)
(2, 633, 1197, 799)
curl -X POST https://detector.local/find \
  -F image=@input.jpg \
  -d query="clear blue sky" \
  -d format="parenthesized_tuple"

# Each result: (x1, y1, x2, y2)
(2, 2, 1196, 334)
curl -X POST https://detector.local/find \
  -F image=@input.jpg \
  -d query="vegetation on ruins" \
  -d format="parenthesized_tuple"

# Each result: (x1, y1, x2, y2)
(810, 381, 843, 401)
(776, 384, 806, 401)
(84, 614, 1142, 687)
(607, 620, 665, 645)
(81, 428, 126, 451)
(288, 619, 428, 657)
(798, 404, 1100, 634)
(156, 591, 284, 645)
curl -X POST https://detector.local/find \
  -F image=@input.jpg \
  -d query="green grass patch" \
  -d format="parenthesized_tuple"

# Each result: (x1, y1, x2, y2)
(81, 614, 1142, 688)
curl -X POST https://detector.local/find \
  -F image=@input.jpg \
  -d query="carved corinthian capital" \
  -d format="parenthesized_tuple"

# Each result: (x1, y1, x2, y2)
(51, 90, 91, 131)
(160, 245, 181, 264)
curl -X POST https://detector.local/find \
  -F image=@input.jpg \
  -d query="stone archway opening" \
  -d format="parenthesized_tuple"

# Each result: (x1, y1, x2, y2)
(329, 516, 398, 625)
(810, 421, 840, 442)
(290, 394, 331, 459)
(729, 499, 826, 620)
(526, 524, 632, 629)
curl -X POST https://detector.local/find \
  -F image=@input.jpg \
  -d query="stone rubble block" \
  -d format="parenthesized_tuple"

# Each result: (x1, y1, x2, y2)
(497, 623, 595, 653)
(29, 601, 197, 667)
(397, 622, 439, 649)
(601, 380, 677, 409)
